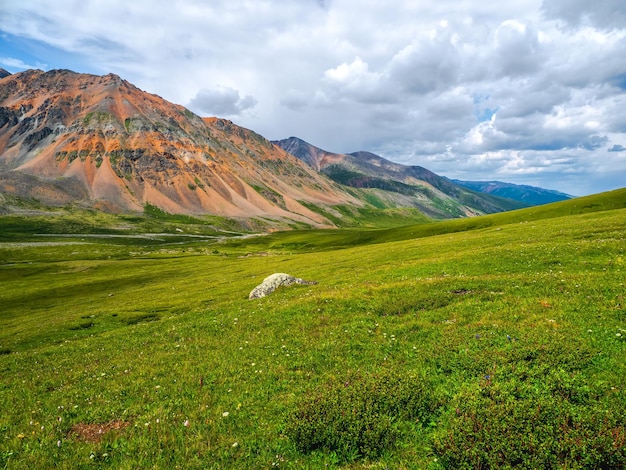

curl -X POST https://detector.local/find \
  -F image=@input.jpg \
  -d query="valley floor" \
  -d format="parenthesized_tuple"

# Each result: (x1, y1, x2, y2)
(0, 203, 625, 468)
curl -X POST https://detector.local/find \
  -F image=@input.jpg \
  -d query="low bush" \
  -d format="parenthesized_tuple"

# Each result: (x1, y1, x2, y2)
(434, 368, 626, 469)
(285, 370, 437, 462)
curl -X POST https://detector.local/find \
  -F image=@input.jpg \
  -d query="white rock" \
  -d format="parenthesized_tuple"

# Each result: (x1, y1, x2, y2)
(248, 273, 317, 299)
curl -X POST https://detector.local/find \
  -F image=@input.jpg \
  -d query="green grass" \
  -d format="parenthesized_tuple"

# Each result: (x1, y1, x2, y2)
(223, 187, 626, 253)
(0, 189, 625, 468)
(0, 205, 247, 247)
(298, 200, 431, 229)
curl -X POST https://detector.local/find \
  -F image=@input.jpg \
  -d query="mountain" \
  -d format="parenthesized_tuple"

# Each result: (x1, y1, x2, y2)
(451, 180, 573, 206)
(0, 69, 358, 227)
(274, 137, 528, 218)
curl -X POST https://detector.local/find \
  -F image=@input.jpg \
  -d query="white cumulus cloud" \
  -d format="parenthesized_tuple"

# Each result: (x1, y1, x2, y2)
(0, 0, 625, 195)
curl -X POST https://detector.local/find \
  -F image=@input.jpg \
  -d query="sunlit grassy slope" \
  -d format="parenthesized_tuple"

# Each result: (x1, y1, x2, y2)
(0, 188, 624, 468)
(221, 187, 626, 252)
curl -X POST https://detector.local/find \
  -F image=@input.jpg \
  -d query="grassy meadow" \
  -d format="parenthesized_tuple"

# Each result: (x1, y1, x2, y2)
(0, 190, 625, 468)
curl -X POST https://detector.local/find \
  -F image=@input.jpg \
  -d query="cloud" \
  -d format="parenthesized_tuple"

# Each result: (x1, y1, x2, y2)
(608, 144, 625, 152)
(494, 21, 545, 77)
(542, 0, 626, 30)
(0, 0, 625, 195)
(0, 56, 44, 70)
(280, 89, 310, 111)
(188, 86, 257, 117)
(322, 57, 392, 104)
(388, 28, 460, 94)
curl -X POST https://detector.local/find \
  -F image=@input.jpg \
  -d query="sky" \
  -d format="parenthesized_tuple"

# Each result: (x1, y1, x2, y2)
(1, 1, 626, 196)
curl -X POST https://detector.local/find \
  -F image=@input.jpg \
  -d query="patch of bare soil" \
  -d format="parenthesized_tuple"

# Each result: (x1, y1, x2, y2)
(68, 420, 130, 443)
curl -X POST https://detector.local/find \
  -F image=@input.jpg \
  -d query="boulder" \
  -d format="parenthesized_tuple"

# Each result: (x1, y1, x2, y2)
(249, 273, 317, 299)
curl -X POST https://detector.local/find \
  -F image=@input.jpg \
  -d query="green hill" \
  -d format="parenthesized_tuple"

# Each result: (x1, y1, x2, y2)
(0, 188, 624, 468)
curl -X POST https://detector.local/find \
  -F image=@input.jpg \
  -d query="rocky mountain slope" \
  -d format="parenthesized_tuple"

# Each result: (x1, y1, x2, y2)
(451, 180, 572, 206)
(275, 137, 528, 218)
(0, 69, 358, 227)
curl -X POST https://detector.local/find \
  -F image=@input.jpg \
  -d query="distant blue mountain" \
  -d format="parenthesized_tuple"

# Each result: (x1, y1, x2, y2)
(451, 180, 573, 206)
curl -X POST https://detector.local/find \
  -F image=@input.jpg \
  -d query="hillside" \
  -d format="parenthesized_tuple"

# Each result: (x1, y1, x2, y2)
(0, 69, 357, 228)
(275, 137, 528, 218)
(0, 188, 624, 468)
(452, 179, 573, 205)
(219, 186, 626, 252)
(0, 69, 542, 229)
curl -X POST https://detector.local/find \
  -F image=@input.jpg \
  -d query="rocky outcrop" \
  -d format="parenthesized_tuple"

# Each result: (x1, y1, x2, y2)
(249, 273, 317, 299)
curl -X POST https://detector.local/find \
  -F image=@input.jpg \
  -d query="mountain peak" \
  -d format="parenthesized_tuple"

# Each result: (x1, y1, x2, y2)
(0, 68, 11, 79)
(275, 137, 530, 218)
(0, 69, 356, 227)
(272, 137, 337, 170)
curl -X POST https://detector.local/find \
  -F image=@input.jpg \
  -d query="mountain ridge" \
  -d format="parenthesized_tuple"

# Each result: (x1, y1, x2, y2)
(451, 179, 573, 206)
(274, 137, 529, 218)
(0, 69, 358, 228)
(1, 68, 554, 227)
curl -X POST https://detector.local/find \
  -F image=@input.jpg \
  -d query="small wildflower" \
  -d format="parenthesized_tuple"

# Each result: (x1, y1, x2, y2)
(232, 442, 239, 447)
(183, 420, 190, 427)
(222, 412, 230, 418)
(57, 440, 61, 447)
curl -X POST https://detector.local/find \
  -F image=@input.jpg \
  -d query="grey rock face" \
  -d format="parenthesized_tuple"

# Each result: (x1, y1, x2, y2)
(249, 273, 317, 299)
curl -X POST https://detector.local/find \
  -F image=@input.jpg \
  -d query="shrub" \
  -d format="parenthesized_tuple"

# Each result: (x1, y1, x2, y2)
(285, 370, 436, 462)
(433, 371, 626, 469)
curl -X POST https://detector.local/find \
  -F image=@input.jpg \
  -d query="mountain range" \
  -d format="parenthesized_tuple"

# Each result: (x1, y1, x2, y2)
(0, 68, 566, 227)
(451, 180, 572, 205)
(274, 137, 528, 218)
(0, 68, 356, 227)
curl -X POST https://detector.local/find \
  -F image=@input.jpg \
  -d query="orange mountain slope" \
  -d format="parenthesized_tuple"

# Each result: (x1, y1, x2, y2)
(0, 69, 357, 226)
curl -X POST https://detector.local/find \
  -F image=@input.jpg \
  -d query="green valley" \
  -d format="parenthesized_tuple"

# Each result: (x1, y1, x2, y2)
(0, 189, 624, 468)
